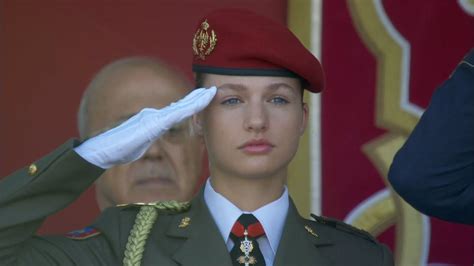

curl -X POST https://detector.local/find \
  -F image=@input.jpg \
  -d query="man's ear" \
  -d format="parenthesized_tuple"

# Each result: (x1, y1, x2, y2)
(192, 114, 203, 135)
(300, 102, 309, 136)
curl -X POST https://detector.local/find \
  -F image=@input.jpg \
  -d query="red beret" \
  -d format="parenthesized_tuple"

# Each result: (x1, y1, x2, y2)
(192, 8, 324, 93)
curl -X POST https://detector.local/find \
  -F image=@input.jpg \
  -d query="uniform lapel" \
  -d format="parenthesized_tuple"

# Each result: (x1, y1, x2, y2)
(273, 199, 333, 266)
(168, 192, 233, 266)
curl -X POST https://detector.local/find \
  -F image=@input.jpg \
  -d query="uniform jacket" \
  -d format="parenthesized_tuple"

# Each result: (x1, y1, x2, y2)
(388, 49, 474, 224)
(0, 141, 393, 265)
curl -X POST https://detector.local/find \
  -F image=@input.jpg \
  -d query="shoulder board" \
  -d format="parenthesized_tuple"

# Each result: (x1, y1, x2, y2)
(310, 214, 376, 243)
(65, 226, 101, 240)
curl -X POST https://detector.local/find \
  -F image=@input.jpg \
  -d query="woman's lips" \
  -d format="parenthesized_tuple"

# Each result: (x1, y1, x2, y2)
(239, 139, 274, 154)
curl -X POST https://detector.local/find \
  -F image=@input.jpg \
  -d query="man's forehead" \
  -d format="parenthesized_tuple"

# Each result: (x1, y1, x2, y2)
(87, 75, 189, 132)
(92, 84, 185, 111)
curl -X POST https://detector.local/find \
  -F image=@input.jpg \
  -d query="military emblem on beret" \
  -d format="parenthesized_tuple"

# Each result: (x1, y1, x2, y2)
(192, 19, 217, 60)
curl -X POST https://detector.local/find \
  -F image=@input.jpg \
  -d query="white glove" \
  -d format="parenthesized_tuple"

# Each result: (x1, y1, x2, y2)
(74, 87, 217, 169)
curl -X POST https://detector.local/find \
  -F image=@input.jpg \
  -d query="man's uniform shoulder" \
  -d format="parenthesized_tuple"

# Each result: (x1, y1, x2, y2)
(94, 200, 190, 238)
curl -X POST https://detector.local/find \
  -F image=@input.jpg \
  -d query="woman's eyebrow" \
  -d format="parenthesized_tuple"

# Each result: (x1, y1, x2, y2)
(217, 84, 247, 91)
(267, 83, 297, 93)
(218, 83, 296, 91)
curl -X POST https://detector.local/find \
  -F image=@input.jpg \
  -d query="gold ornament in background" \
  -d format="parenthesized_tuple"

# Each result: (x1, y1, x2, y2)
(347, 1, 430, 265)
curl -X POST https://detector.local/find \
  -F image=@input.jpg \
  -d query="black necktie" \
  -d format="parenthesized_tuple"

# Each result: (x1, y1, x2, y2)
(229, 214, 266, 266)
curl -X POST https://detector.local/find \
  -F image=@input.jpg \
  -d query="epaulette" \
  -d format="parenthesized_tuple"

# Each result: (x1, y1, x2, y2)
(310, 214, 376, 243)
(65, 226, 101, 240)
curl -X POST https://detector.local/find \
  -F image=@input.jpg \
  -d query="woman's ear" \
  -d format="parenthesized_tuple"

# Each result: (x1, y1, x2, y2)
(300, 102, 309, 135)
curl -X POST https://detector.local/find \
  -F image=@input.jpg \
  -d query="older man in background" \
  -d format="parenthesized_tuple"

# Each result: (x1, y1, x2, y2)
(77, 57, 205, 210)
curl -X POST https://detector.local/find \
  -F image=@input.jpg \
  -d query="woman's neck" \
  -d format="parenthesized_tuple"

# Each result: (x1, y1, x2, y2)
(209, 170, 287, 211)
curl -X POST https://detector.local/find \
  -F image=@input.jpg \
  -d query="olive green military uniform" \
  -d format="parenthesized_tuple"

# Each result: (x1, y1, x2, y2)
(0, 140, 393, 265)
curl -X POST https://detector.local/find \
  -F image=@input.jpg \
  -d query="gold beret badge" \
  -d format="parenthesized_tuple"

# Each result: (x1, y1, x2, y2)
(192, 19, 217, 60)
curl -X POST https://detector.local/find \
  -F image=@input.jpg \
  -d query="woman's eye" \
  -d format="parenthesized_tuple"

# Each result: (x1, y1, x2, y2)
(270, 96, 289, 105)
(221, 97, 242, 105)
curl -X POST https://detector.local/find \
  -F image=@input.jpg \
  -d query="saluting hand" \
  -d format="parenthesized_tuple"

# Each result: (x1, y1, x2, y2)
(74, 87, 217, 169)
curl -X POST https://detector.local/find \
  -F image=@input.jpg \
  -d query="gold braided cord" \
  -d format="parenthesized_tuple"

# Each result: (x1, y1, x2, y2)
(123, 206, 157, 266)
(123, 201, 190, 266)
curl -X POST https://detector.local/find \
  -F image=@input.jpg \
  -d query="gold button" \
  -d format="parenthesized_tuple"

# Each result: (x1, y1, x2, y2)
(28, 164, 38, 175)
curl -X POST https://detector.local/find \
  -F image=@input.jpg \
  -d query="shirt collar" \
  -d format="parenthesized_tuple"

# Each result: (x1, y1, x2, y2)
(203, 178, 289, 254)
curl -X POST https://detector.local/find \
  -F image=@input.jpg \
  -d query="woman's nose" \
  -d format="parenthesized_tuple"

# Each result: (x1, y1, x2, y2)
(243, 102, 268, 132)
